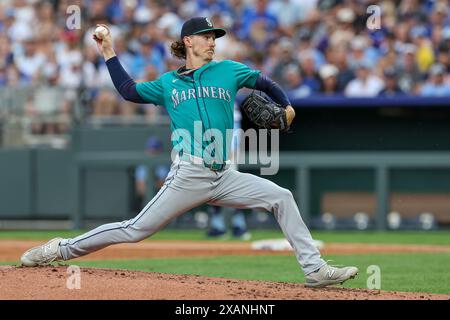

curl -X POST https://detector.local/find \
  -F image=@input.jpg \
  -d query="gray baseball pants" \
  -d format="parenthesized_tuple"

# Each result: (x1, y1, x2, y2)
(59, 156, 326, 275)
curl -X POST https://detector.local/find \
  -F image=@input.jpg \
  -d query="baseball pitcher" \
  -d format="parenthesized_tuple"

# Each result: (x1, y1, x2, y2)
(21, 17, 358, 287)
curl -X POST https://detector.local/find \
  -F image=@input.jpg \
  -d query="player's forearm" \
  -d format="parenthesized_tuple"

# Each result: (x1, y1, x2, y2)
(103, 48, 117, 61)
(254, 75, 291, 108)
(105, 56, 147, 103)
(254, 75, 295, 125)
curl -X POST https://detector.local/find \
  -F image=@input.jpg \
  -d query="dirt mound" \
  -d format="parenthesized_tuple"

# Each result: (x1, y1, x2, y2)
(2, 240, 450, 300)
(0, 266, 449, 300)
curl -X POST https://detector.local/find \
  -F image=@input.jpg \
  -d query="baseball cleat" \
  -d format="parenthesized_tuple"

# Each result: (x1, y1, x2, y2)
(305, 264, 359, 288)
(20, 237, 63, 267)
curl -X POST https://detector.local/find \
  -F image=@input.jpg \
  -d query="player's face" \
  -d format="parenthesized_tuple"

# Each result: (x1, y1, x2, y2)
(190, 32, 216, 62)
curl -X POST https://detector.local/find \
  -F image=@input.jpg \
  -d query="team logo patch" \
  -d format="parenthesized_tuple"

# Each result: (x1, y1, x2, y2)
(205, 18, 213, 27)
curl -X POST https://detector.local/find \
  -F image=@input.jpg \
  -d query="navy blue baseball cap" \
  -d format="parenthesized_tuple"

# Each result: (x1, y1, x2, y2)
(180, 17, 226, 39)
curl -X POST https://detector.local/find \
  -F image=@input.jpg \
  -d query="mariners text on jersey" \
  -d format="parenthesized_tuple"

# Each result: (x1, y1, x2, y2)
(171, 86, 232, 108)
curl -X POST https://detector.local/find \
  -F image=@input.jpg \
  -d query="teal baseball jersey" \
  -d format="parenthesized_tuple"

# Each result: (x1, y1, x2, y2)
(136, 60, 260, 163)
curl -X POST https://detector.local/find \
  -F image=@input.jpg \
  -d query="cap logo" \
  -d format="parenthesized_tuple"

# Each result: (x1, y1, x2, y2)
(205, 18, 213, 27)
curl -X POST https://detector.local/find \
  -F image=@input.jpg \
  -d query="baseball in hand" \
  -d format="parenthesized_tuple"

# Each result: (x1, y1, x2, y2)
(94, 25, 109, 40)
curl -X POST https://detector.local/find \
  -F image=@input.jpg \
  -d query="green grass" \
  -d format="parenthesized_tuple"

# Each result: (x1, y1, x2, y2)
(1, 229, 450, 245)
(4, 253, 449, 294)
(2, 229, 450, 294)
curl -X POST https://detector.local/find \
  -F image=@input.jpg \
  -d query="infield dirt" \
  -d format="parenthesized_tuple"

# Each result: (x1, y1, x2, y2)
(1, 240, 450, 300)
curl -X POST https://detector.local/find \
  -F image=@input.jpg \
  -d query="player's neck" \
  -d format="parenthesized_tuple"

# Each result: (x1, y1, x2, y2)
(185, 56, 211, 70)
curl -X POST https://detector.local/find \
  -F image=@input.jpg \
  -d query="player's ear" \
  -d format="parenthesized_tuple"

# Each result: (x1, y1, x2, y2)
(183, 36, 193, 48)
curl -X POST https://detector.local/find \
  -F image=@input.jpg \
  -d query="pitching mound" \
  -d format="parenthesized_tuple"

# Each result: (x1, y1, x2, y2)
(1, 266, 449, 300)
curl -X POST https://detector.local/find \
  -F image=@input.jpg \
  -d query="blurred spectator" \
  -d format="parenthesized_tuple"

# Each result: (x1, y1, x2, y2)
(299, 51, 320, 93)
(296, 31, 326, 70)
(156, 4, 185, 39)
(319, 64, 339, 95)
(82, 45, 114, 91)
(57, 31, 83, 90)
(410, 25, 435, 73)
(239, 0, 278, 50)
(397, 44, 423, 94)
(347, 36, 380, 71)
(428, 2, 449, 31)
(375, 47, 398, 79)
(442, 26, 450, 48)
(92, 89, 120, 116)
(261, 41, 281, 75)
(345, 61, 384, 97)
(214, 29, 246, 61)
(283, 64, 311, 99)
(378, 68, 406, 97)
(378, 30, 397, 56)
(34, 1, 58, 43)
(397, 0, 426, 22)
(3, 64, 26, 87)
(141, 22, 168, 59)
(35, 48, 59, 86)
(24, 63, 69, 135)
(0, 35, 14, 72)
(247, 50, 264, 73)
(197, 0, 232, 17)
(115, 0, 138, 34)
(271, 38, 297, 86)
(6, 2, 35, 42)
(420, 63, 450, 96)
(267, 0, 303, 36)
(436, 43, 449, 73)
(329, 7, 356, 48)
(130, 35, 165, 79)
(14, 37, 46, 84)
(326, 46, 355, 91)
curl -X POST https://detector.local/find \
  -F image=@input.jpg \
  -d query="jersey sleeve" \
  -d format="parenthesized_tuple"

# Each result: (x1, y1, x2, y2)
(231, 61, 261, 89)
(135, 78, 164, 106)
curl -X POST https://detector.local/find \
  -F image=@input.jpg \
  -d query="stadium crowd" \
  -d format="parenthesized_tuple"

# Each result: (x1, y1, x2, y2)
(0, 0, 450, 134)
